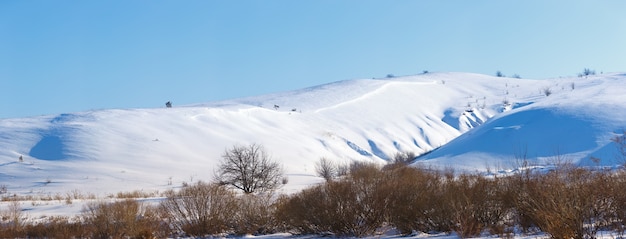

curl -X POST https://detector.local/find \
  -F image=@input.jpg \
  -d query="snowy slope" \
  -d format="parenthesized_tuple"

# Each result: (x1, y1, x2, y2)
(417, 73, 626, 172)
(1, 72, 625, 197)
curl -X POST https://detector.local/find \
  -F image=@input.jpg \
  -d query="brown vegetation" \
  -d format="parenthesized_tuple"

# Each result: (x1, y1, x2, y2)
(4, 160, 626, 238)
(160, 181, 237, 237)
(276, 162, 626, 238)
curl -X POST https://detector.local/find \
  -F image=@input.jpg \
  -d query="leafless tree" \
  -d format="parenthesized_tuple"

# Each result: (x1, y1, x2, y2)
(214, 143, 284, 194)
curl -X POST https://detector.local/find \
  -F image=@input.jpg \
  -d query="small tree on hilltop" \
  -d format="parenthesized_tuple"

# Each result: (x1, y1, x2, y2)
(579, 68, 596, 77)
(214, 143, 284, 194)
(543, 87, 552, 96)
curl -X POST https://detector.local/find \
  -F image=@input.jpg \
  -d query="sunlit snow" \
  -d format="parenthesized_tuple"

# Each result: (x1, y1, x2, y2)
(1, 72, 625, 230)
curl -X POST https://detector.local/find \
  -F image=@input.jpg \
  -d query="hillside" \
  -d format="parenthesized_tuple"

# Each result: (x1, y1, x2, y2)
(417, 73, 626, 172)
(1, 72, 625, 196)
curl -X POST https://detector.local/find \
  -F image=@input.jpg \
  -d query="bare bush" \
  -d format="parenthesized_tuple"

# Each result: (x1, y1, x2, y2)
(343, 164, 389, 236)
(336, 163, 349, 177)
(543, 87, 552, 96)
(160, 181, 237, 236)
(215, 144, 284, 194)
(387, 151, 416, 168)
(8, 158, 626, 238)
(609, 170, 626, 236)
(612, 130, 626, 165)
(349, 161, 375, 174)
(448, 175, 513, 238)
(315, 157, 337, 182)
(276, 163, 388, 237)
(579, 68, 596, 77)
(82, 199, 164, 239)
(278, 160, 626, 238)
(512, 166, 612, 239)
(0, 201, 26, 237)
(23, 216, 84, 238)
(232, 193, 278, 235)
(274, 183, 332, 235)
(385, 166, 449, 234)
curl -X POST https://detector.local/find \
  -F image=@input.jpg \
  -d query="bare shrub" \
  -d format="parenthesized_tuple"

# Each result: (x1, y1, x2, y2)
(502, 169, 536, 234)
(315, 157, 337, 182)
(348, 160, 375, 174)
(612, 130, 626, 165)
(275, 159, 626, 238)
(448, 175, 514, 238)
(24, 216, 84, 238)
(543, 87, 552, 96)
(385, 166, 447, 234)
(0, 201, 26, 237)
(609, 170, 626, 236)
(580, 68, 596, 77)
(231, 193, 278, 235)
(82, 199, 164, 239)
(336, 163, 349, 177)
(445, 175, 500, 237)
(512, 166, 612, 239)
(514, 170, 572, 238)
(116, 190, 157, 199)
(215, 143, 284, 194)
(276, 163, 388, 237)
(448, 175, 483, 237)
(390, 151, 416, 166)
(274, 185, 331, 235)
(160, 181, 237, 237)
(583, 170, 615, 237)
(343, 163, 389, 236)
(307, 163, 509, 237)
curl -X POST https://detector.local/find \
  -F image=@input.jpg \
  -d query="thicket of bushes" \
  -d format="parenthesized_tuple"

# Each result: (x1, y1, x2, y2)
(277, 163, 626, 239)
(3, 163, 626, 238)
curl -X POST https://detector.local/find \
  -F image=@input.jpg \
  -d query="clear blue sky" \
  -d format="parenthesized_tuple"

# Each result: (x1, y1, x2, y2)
(1, 1, 625, 119)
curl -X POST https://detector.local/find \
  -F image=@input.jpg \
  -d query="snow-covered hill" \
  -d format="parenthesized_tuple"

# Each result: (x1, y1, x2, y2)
(1, 72, 625, 196)
(417, 73, 626, 172)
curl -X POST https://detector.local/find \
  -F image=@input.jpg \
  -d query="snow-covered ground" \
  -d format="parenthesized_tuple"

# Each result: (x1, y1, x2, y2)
(1, 72, 626, 237)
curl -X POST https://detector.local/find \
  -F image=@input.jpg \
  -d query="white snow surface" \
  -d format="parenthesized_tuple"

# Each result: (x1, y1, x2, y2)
(1, 72, 625, 199)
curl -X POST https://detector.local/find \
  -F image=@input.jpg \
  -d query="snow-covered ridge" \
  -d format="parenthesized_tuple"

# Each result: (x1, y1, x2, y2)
(1, 72, 625, 196)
